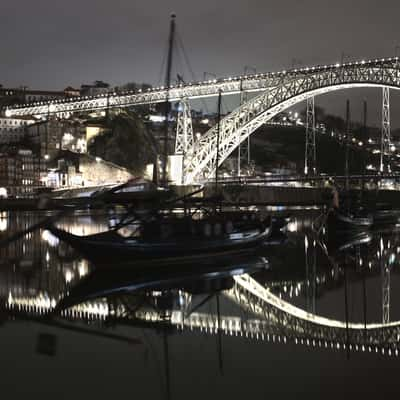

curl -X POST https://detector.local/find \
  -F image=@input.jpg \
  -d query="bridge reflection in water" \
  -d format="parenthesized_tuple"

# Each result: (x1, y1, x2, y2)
(1, 211, 400, 359)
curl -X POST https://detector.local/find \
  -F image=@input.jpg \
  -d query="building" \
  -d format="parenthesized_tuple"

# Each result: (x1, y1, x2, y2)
(44, 151, 132, 189)
(0, 86, 80, 108)
(80, 81, 111, 97)
(0, 149, 41, 197)
(0, 117, 36, 144)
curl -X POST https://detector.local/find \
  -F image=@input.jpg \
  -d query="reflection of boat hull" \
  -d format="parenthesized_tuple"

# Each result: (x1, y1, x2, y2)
(327, 231, 372, 255)
(328, 209, 372, 232)
(372, 210, 400, 228)
(56, 256, 268, 310)
(49, 224, 271, 265)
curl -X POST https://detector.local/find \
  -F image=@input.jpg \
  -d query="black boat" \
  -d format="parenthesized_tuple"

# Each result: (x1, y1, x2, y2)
(49, 214, 271, 265)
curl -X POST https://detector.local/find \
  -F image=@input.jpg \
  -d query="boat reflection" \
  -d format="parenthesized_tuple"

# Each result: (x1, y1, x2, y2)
(1, 211, 400, 361)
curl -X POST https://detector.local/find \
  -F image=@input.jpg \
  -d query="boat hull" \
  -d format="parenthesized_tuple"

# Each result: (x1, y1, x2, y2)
(49, 224, 271, 265)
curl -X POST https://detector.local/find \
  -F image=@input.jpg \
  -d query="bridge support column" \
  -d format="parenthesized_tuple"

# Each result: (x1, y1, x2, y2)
(304, 97, 316, 175)
(173, 98, 194, 184)
(237, 85, 251, 176)
(380, 87, 391, 173)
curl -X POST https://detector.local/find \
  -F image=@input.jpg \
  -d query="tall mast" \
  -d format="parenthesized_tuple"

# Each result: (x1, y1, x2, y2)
(362, 100, 367, 193)
(345, 99, 351, 191)
(161, 13, 176, 188)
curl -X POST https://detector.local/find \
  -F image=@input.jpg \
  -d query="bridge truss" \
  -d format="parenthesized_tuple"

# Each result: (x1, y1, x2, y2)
(4, 57, 400, 184)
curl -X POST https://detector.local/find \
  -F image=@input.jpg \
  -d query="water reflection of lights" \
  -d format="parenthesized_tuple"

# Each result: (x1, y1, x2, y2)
(7, 295, 108, 318)
(0, 211, 7, 232)
(5, 288, 400, 357)
(286, 220, 298, 232)
(65, 269, 74, 283)
(78, 260, 89, 277)
(8, 292, 57, 310)
(41, 229, 60, 247)
(0, 218, 7, 232)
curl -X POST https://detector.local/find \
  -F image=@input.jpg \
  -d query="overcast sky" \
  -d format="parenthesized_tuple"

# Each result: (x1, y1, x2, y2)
(1, 0, 400, 125)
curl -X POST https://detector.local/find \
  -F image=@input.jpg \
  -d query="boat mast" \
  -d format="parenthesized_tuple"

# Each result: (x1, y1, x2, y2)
(345, 99, 351, 192)
(215, 89, 222, 191)
(362, 100, 367, 195)
(161, 13, 176, 188)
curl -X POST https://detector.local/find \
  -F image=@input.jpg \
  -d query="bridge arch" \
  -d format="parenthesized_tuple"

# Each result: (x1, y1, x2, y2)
(184, 64, 400, 184)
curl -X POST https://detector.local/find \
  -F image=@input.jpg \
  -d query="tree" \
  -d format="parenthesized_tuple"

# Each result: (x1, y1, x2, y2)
(88, 110, 158, 176)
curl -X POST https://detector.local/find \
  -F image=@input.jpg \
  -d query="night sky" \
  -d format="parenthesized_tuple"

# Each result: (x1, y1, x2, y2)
(1, 0, 400, 124)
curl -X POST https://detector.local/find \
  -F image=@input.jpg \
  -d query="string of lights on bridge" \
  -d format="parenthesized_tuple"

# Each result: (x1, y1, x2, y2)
(5, 57, 400, 112)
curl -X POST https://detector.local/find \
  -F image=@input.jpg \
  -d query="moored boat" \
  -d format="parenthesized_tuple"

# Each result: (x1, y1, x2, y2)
(49, 213, 271, 265)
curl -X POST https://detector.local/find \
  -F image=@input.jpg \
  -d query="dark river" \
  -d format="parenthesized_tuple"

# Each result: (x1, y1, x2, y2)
(0, 210, 399, 399)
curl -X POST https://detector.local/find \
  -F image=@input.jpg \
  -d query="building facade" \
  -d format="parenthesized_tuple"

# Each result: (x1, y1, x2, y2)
(0, 149, 41, 197)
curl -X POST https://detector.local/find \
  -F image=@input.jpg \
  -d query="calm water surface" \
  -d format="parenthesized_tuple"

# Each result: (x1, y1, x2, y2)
(0, 210, 399, 399)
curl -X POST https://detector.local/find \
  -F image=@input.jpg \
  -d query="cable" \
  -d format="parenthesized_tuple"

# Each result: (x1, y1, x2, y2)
(157, 41, 169, 86)
(176, 30, 209, 114)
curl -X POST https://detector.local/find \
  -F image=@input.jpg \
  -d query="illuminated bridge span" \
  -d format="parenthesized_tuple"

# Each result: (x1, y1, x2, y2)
(184, 59, 400, 183)
(4, 57, 400, 183)
(4, 58, 398, 118)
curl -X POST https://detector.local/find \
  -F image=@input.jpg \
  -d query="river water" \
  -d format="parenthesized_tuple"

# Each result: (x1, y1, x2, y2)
(0, 210, 399, 399)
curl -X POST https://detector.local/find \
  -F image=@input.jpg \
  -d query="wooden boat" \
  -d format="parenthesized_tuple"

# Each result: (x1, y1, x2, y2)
(49, 214, 271, 265)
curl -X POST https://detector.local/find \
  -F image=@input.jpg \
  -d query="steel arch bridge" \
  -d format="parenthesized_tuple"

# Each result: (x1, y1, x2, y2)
(4, 57, 400, 183)
(184, 59, 400, 183)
